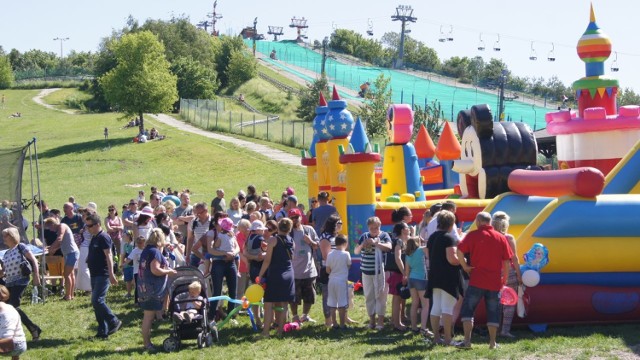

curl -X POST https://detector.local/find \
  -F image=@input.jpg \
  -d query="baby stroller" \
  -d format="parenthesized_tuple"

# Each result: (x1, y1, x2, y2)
(163, 267, 217, 352)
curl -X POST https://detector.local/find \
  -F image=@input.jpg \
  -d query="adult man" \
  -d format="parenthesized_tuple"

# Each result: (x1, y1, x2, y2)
(275, 195, 298, 221)
(210, 189, 226, 213)
(425, 200, 462, 242)
(310, 191, 337, 235)
(288, 208, 319, 323)
(85, 212, 121, 339)
(149, 193, 161, 210)
(173, 192, 194, 241)
(455, 212, 513, 350)
(122, 200, 138, 233)
(186, 203, 211, 268)
(61, 202, 84, 251)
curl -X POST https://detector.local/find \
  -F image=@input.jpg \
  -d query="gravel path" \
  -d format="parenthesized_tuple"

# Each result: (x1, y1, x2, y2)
(32, 88, 76, 114)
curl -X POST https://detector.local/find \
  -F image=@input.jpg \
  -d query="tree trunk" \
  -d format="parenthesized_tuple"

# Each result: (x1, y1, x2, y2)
(138, 112, 144, 134)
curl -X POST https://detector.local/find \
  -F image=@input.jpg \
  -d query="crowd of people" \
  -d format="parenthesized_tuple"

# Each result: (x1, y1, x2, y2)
(0, 184, 524, 353)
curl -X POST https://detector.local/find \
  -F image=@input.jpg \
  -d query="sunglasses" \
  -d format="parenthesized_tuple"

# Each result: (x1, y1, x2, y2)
(108, 209, 115, 212)
(86, 223, 97, 228)
(312, 200, 318, 203)
(129, 203, 136, 206)
(337, 221, 343, 225)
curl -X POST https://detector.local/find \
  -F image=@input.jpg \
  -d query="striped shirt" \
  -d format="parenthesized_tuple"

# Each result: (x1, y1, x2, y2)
(358, 231, 391, 275)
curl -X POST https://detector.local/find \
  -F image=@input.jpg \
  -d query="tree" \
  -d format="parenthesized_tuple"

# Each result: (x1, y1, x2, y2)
(479, 58, 508, 88)
(296, 76, 329, 122)
(171, 56, 218, 107)
(225, 49, 257, 91)
(412, 100, 445, 142)
(0, 55, 14, 89)
(99, 31, 178, 133)
(358, 73, 392, 140)
(215, 36, 246, 89)
(618, 87, 640, 106)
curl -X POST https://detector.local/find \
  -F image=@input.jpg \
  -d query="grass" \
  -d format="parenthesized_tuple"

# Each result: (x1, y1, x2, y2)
(1, 88, 639, 359)
(41, 88, 92, 112)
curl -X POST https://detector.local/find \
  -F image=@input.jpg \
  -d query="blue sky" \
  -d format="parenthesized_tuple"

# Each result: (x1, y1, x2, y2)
(2, 0, 638, 92)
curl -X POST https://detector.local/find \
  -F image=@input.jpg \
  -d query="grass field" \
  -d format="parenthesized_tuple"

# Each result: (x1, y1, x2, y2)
(0, 89, 639, 359)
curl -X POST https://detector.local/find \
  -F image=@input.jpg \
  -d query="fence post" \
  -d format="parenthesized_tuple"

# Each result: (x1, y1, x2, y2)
(216, 110, 219, 128)
(240, 113, 243, 135)
(229, 112, 232, 133)
(302, 123, 305, 149)
(267, 117, 269, 141)
(281, 119, 284, 145)
(253, 114, 256, 137)
(207, 108, 210, 129)
(292, 122, 296, 148)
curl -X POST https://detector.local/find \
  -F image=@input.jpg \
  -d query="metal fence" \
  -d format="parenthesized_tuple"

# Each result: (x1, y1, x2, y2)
(179, 98, 314, 149)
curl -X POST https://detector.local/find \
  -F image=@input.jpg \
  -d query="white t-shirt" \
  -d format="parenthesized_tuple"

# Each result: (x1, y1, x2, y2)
(425, 214, 461, 243)
(212, 231, 236, 253)
(128, 247, 144, 275)
(0, 304, 25, 344)
(326, 249, 351, 282)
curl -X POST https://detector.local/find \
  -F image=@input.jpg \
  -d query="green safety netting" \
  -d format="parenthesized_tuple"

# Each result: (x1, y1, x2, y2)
(253, 40, 551, 130)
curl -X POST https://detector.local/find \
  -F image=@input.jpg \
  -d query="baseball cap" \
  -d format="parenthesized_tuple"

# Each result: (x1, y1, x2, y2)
(287, 195, 298, 204)
(250, 220, 267, 231)
(288, 208, 302, 218)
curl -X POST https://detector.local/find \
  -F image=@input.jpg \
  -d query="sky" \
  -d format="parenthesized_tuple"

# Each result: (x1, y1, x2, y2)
(2, 0, 638, 92)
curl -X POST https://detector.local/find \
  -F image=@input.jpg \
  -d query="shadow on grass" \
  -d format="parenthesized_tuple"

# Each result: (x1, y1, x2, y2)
(28, 338, 72, 349)
(76, 348, 149, 359)
(39, 138, 132, 159)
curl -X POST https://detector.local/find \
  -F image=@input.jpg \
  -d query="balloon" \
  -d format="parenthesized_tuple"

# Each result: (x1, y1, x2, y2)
(522, 270, 541, 287)
(162, 195, 181, 207)
(245, 284, 265, 303)
(500, 286, 518, 306)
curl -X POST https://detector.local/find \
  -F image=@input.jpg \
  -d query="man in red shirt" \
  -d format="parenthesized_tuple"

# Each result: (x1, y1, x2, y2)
(455, 212, 513, 350)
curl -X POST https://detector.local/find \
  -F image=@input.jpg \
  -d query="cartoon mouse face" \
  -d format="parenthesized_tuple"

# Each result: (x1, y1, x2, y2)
(454, 126, 483, 177)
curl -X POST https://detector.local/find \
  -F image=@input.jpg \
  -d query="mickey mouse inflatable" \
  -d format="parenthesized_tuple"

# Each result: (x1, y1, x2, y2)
(453, 104, 538, 199)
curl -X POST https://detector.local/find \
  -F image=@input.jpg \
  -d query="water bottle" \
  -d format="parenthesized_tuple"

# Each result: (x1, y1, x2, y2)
(31, 286, 40, 304)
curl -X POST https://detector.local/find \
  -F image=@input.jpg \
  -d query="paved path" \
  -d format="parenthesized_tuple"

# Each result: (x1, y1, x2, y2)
(33, 89, 304, 168)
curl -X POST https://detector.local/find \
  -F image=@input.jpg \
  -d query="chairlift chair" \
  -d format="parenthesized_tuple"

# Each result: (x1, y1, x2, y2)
(611, 51, 619, 72)
(366, 19, 374, 36)
(478, 33, 485, 51)
(438, 25, 446, 42)
(493, 34, 501, 51)
(446, 25, 454, 41)
(529, 41, 537, 61)
(547, 43, 556, 62)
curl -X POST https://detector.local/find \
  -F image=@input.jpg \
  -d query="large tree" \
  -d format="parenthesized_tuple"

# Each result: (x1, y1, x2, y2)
(99, 31, 178, 133)
(357, 73, 392, 140)
(0, 55, 14, 89)
(171, 56, 218, 108)
(296, 76, 329, 122)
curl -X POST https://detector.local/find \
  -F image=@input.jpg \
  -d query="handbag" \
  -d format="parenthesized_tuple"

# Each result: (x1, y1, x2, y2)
(0, 337, 14, 354)
(17, 244, 32, 277)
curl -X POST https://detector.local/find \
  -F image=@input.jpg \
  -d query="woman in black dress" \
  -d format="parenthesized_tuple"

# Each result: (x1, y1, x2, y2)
(257, 218, 295, 337)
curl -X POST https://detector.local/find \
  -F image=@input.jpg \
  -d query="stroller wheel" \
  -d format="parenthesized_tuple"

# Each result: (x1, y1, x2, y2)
(197, 333, 205, 349)
(163, 336, 179, 352)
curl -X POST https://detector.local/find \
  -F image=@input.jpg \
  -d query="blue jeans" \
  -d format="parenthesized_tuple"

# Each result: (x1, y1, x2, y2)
(7, 284, 38, 332)
(460, 285, 500, 327)
(189, 254, 201, 267)
(91, 275, 118, 336)
(210, 260, 237, 314)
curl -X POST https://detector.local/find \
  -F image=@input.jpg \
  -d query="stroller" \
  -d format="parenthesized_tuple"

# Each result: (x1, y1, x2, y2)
(163, 267, 218, 352)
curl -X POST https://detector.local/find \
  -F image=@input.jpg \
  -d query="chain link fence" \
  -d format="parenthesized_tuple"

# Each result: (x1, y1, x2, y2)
(179, 99, 314, 149)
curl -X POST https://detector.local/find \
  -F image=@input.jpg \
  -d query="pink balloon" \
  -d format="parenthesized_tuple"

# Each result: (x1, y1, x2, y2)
(500, 286, 518, 306)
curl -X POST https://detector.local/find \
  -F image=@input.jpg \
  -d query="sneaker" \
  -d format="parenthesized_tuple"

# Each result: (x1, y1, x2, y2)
(108, 319, 122, 335)
(300, 314, 316, 323)
(173, 313, 185, 323)
(292, 315, 301, 323)
(93, 334, 109, 340)
(500, 332, 516, 338)
(454, 341, 472, 350)
(144, 344, 157, 353)
(124, 293, 132, 299)
(30, 326, 42, 341)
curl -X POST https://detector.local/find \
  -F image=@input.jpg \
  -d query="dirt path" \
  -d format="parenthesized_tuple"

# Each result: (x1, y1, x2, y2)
(33, 89, 303, 168)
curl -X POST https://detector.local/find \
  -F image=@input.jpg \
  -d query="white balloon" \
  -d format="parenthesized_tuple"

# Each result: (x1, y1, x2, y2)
(522, 270, 540, 287)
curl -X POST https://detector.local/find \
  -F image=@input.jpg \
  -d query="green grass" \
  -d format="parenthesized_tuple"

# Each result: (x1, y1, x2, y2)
(1, 88, 639, 359)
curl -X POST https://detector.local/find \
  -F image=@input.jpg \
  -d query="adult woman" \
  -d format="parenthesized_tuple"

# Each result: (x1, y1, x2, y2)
(134, 206, 155, 241)
(139, 228, 176, 351)
(387, 223, 408, 331)
(76, 210, 93, 293)
(257, 218, 295, 338)
(318, 214, 342, 327)
(44, 218, 80, 301)
(104, 205, 123, 258)
(0, 228, 41, 341)
(208, 218, 240, 317)
(492, 211, 523, 338)
(391, 206, 413, 324)
(226, 197, 243, 225)
(0, 285, 27, 359)
(427, 210, 463, 346)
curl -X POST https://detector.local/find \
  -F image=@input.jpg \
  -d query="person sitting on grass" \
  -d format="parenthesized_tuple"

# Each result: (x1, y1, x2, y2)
(325, 235, 351, 330)
(173, 281, 204, 323)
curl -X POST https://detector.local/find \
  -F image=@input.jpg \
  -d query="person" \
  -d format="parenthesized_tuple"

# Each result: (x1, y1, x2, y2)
(226, 197, 243, 225)
(387, 222, 408, 332)
(104, 205, 123, 259)
(43, 217, 80, 301)
(325, 235, 351, 329)
(258, 197, 274, 221)
(172, 281, 204, 323)
(358, 81, 370, 97)
(120, 230, 135, 299)
(139, 228, 176, 351)
(235, 219, 252, 300)
(418, 204, 441, 242)
(455, 212, 513, 350)
(208, 217, 240, 318)
(275, 195, 297, 221)
(127, 236, 146, 303)
(122, 200, 138, 234)
(186, 203, 210, 269)
(318, 214, 342, 327)
(173, 192, 194, 242)
(425, 201, 462, 242)
(245, 185, 258, 205)
(288, 208, 318, 323)
(491, 211, 523, 338)
(243, 219, 268, 329)
(133, 206, 154, 241)
(0, 228, 41, 341)
(238, 94, 245, 102)
(0, 285, 27, 359)
(76, 209, 93, 293)
(85, 213, 122, 340)
(428, 210, 463, 346)
(210, 189, 226, 214)
(270, 49, 277, 60)
(104, 127, 109, 140)
(404, 236, 430, 335)
(309, 191, 337, 236)
(0, 201, 12, 223)
(257, 218, 295, 338)
(355, 216, 391, 330)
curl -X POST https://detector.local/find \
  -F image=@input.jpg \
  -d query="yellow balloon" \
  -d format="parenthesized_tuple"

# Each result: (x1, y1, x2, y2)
(245, 284, 265, 303)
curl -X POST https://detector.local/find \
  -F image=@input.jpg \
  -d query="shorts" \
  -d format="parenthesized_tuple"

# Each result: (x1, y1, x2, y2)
(408, 278, 427, 291)
(64, 251, 79, 267)
(294, 277, 316, 305)
(430, 288, 457, 317)
(386, 271, 404, 296)
(460, 285, 500, 327)
(140, 298, 164, 311)
(327, 279, 348, 308)
(123, 267, 134, 282)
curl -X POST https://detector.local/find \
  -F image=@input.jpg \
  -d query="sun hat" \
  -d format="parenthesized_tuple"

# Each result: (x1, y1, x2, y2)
(250, 220, 267, 231)
(219, 217, 234, 232)
(137, 206, 154, 217)
(288, 208, 302, 218)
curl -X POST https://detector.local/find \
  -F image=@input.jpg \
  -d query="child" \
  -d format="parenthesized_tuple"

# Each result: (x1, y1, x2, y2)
(0, 200, 12, 223)
(173, 281, 205, 323)
(120, 230, 135, 298)
(127, 236, 146, 303)
(404, 236, 430, 335)
(325, 235, 351, 329)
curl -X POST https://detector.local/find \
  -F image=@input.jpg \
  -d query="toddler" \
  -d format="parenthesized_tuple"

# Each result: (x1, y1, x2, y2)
(325, 235, 351, 329)
(173, 281, 205, 323)
(120, 230, 135, 298)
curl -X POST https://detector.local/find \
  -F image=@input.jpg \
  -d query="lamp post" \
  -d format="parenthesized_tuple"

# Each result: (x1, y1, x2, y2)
(321, 36, 329, 78)
(53, 37, 69, 59)
(252, 18, 258, 57)
(532, 105, 537, 131)
(451, 85, 458, 121)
